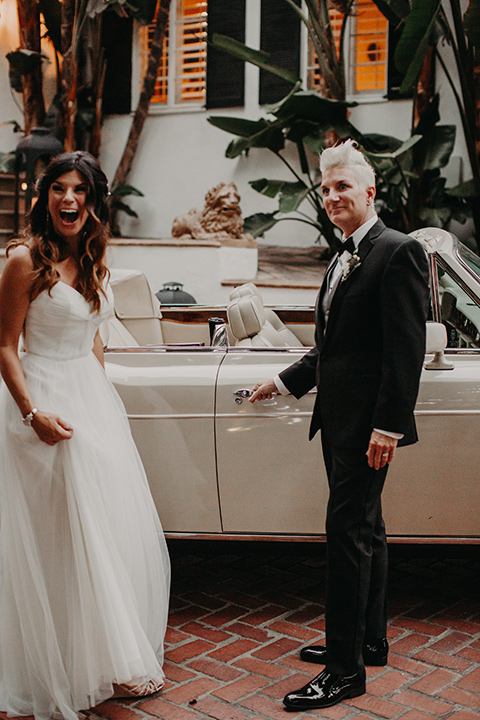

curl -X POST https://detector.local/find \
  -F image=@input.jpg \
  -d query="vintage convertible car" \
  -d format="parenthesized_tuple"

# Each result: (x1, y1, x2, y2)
(104, 227, 480, 543)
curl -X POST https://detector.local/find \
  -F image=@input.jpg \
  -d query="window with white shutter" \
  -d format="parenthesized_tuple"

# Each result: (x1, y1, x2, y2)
(139, 0, 207, 107)
(307, 1, 389, 98)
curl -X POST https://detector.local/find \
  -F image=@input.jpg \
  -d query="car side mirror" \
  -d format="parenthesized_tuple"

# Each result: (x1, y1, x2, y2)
(424, 322, 454, 370)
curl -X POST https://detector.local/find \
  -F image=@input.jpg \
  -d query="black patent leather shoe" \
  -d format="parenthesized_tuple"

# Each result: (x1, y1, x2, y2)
(300, 638, 388, 667)
(283, 669, 366, 710)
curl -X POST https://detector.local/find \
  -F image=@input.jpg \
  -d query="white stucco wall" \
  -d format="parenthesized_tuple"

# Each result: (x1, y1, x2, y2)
(99, 97, 417, 247)
(0, 0, 471, 248)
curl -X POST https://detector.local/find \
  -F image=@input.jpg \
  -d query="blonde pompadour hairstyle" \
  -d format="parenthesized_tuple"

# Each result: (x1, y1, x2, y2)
(320, 139, 376, 189)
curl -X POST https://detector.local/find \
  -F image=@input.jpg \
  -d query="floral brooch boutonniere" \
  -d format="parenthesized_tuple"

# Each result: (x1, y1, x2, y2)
(339, 249, 362, 282)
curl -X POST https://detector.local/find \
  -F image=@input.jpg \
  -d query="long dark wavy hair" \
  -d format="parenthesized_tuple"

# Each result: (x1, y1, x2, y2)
(10, 151, 110, 312)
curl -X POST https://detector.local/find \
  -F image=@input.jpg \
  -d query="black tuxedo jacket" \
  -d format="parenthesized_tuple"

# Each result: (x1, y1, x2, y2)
(279, 220, 430, 449)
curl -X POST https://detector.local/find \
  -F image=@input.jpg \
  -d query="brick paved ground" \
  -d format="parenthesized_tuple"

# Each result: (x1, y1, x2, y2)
(86, 541, 480, 720)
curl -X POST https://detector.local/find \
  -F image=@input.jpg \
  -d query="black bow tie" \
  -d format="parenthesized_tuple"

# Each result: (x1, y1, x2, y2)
(339, 237, 355, 256)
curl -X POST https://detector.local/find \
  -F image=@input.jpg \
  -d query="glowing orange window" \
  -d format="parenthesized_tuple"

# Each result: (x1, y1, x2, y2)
(307, 1, 388, 96)
(140, 0, 207, 106)
(351, 0, 388, 93)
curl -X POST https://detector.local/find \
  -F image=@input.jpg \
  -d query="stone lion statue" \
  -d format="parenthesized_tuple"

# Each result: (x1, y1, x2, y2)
(172, 182, 254, 245)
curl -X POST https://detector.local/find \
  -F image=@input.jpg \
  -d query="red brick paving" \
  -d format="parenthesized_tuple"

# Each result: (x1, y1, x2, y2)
(85, 542, 479, 720)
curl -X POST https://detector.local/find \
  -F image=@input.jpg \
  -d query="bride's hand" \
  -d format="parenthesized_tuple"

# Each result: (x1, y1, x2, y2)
(31, 411, 74, 445)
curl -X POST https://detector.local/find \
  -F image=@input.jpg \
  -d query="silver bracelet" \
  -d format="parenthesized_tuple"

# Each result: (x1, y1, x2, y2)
(22, 408, 38, 426)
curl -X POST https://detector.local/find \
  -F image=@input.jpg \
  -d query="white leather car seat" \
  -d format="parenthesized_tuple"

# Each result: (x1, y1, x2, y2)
(227, 294, 301, 347)
(229, 282, 301, 346)
(109, 268, 164, 345)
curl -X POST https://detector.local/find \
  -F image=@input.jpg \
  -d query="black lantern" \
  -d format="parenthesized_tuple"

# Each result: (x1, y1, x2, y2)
(14, 127, 64, 232)
(155, 282, 197, 305)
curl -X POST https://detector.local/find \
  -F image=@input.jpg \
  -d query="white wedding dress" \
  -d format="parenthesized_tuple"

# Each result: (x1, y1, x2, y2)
(0, 281, 170, 720)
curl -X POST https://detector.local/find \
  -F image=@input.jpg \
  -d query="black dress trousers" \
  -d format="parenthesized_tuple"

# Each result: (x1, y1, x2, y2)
(321, 432, 389, 677)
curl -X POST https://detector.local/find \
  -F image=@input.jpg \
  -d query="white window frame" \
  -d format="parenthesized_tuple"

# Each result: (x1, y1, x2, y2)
(133, 0, 392, 117)
(133, 0, 208, 115)
(301, 0, 390, 105)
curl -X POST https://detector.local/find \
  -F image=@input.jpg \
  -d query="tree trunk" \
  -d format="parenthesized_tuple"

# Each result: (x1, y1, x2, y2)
(475, 47, 480, 166)
(413, 46, 435, 130)
(110, 0, 172, 232)
(61, 0, 77, 151)
(16, 0, 45, 133)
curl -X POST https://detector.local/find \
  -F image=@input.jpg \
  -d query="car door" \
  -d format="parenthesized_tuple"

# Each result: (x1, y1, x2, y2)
(106, 347, 224, 533)
(383, 251, 480, 539)
(215, 348, 328, 535)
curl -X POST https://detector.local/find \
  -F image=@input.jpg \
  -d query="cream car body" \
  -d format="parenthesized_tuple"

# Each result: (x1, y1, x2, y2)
(104, 229, 480, 543)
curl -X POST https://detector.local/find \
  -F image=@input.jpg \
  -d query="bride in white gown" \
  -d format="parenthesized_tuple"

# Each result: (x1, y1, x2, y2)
(0, 152, 170, 720)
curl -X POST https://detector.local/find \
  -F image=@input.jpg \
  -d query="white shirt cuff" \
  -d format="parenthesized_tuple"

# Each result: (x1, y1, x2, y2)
(374, 428, 404, 440)
(273, 374, 290, 396)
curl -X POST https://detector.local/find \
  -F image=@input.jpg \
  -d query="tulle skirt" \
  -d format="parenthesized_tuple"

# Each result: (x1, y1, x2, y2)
(0, 351, 170, 720)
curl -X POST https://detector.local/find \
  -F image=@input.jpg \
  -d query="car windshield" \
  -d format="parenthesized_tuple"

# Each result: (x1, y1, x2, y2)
(458, 242, 480, 280)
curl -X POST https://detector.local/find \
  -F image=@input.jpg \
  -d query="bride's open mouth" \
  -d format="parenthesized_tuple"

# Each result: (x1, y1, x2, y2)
(59, 209, 79, 224)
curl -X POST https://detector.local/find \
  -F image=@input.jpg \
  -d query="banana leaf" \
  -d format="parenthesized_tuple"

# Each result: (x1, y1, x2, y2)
(110, 184, 145, 197)
(208, 116, 286, 157)
(219, 121, 286, 158)
(207, 117, 272, 138)
(272, 91, 354, 123)
(362, 134, 423, 161)
(108, 198, 139, 217)
(210, 34, 300, 86)
(370, 0, 410, 24)
(446, 179, 480, 198)
(358, 133, 403, 153)
(414, 125, 456, 171)
(243, 212, 279, 238)
(250, 179, 310, 214)
(395, 0, 442, 94)
(108, 183, 144, 219)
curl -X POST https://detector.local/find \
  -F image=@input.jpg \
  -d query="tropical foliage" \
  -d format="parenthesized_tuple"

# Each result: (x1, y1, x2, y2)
(371, 0, 480, 242)
(6, 0, 170, 231)
(208, 0, 480, 252)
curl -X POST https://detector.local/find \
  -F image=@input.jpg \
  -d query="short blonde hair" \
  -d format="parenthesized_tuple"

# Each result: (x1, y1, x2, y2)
(320, 139, 375, 189)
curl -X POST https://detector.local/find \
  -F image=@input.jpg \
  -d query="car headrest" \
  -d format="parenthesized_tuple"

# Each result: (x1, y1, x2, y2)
(425, 321, 447, 354)
(229, 282, 263, 302)
(228, 295, 267, 340)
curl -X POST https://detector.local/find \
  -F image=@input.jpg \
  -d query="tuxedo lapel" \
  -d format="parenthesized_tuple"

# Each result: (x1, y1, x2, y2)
(315, 253, 338, 339)
(323, 219, 385, 342)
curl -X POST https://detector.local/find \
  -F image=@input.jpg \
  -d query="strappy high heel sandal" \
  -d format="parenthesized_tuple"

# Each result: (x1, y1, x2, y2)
(113, 676, 164, 698)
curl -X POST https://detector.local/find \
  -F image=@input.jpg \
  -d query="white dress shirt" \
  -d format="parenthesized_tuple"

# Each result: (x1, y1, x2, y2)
(273, 215, 403, 441)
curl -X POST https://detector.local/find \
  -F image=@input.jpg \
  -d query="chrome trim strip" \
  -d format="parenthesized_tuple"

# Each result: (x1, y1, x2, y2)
(415, 410, 480, 416)
(164, 532, 480, 544)
(106, 345, 218, 353)
(216, 413, 314, 419)
(436, 255, 480, 306)
(454, 240, 480, 283)
(444, 348, 480, 355)
(129, 414, 213, 420)
(429, 253, 441, 322)
(126, 410, 480, 420)
(227, 346, 309, 353)
(105, 345, 309, 354)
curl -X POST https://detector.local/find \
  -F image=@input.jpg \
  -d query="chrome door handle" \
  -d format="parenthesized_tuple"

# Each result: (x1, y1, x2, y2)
(233, 388, 253, 404)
